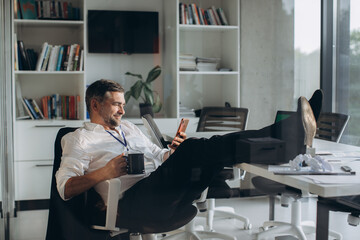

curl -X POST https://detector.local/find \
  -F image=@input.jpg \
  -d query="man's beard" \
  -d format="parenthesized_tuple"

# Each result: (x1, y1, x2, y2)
(104, 115, 121, 128)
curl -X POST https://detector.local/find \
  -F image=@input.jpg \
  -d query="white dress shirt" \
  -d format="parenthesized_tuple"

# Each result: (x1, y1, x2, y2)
(55, 120, 169, 201)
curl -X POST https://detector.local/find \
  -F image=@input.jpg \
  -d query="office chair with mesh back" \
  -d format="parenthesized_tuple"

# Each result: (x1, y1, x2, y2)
(315, 112, 350, 143)
(46, 127, 197, 240)
(252, 111, 350, 240)
(196, 107, 252, 232)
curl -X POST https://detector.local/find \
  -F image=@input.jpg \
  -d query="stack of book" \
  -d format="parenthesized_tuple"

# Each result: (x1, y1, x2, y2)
(196, 57, 220, 71)
(179, 106, 196, 118)
(179, 3, 229, 26)
(179, 54, 197, 71)
(21, 94, 80, 120)
(35, 42, 84, 71)
(14, 0, 81, 20)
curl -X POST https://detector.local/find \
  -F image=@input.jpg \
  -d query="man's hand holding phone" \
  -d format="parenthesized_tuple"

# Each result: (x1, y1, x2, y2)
(169, 118, 189, 150)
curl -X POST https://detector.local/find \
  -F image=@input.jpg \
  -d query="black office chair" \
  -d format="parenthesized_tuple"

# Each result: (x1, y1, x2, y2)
(195, 107, 252, 231)
(315, 112, 350, 143)
(252, 111, 350, 239)
(46, 127, 197, 240)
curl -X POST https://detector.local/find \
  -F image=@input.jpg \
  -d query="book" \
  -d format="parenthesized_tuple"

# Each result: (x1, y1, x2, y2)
(25, 48, 37, 70)
(217, 8, 229, 25)
(56, 45, 64, 71)
(79, 49, 84, 71)
(41, 44, 52, 71)
(23, 97, 39, 119)
(66, 44, 76, 71)
(15, 81, 30, 119)
(41, 96, 48, 119)
(14, 33, 19, 71)
(17, 40, 31, 70)
(47, 45, 59, 71)
(35, 42, 48, 71)
(72, 44, 81, 71)
(62, 45, 70, 70)
(211, 6, 221, 25)
(191, 4, 200, 25)
(14, 0, 22, 19)
(29, 99, 44, 119)
(21, 98, 34, 119)
(19, 0, 37, 19)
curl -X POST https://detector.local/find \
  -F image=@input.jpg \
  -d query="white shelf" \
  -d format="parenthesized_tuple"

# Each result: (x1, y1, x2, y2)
(14, 19, 84, 27)
(164, 0, 240, 117)
(179, 24, 238, 31)
(179, 71, 239, 75)
(15, 71, 84, 75)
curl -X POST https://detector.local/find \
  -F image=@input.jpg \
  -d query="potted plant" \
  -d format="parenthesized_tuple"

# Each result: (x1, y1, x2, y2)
(124, 65, 162, 117)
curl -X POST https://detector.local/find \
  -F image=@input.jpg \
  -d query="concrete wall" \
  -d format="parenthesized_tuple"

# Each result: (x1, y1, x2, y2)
(240, 0, 295, 129)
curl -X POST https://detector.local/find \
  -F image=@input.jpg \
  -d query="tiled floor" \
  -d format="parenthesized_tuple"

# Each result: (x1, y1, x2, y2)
(9, 196, 360, 240)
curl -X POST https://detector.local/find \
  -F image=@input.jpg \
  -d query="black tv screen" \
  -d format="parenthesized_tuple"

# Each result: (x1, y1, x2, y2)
(88, 10, 159, 54)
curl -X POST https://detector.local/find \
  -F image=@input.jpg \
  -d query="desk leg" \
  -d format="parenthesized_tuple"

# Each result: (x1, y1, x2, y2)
(316, 199, 330, 240)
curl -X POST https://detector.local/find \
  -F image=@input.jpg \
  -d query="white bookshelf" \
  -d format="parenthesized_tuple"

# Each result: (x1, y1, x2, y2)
(12, 0, 86, 201)
(164, 0, 240, 118)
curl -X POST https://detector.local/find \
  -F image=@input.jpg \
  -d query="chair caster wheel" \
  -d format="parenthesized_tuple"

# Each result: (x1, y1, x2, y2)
(244, 223, 252, 230)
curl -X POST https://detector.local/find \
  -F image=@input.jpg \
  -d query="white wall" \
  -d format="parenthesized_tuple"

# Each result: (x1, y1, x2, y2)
(240, 0, 320, 130)
(85, 0, 164, 118)
(240, 0, 295, 129)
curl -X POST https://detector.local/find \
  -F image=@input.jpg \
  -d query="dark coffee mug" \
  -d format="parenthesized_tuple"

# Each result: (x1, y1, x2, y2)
(126, 153, 145, 174)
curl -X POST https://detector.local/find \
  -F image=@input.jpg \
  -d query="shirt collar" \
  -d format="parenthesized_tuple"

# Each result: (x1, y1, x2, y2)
(83, 122, 121, 132)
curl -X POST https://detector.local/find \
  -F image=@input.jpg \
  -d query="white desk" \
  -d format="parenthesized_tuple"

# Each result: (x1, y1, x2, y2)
(236, 139, 360, 197)
(236, 138, 360, 240)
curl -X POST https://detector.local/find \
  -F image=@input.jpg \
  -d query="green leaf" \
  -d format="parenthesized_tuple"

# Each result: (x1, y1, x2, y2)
(124, 91, 132, 102)
(143, 87, 154, 105)
(146, 65, 161, 83)
(131, 80, 144, 100)
(152, 95, 162, 113)
(125, 72, 143, 80)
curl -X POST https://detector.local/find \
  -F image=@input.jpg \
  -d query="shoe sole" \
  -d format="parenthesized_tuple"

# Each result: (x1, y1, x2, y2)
(299, 96, 317, 147)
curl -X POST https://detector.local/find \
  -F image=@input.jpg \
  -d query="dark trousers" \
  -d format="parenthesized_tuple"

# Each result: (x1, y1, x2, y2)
(116, 113, 305, 228)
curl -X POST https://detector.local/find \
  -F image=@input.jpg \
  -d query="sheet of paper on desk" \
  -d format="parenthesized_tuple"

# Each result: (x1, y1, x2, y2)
(268, 165, 312, 173)
(305, 174, 360, 184)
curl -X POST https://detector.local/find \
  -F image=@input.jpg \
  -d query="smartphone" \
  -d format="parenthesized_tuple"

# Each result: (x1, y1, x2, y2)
(170, 118, 189, 147)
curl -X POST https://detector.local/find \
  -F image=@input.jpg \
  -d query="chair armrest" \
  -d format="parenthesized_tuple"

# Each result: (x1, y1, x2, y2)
(92, 178, 125, 232)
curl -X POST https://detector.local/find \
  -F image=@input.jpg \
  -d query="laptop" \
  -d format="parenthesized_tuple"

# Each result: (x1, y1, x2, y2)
(274, 110, 295, 123)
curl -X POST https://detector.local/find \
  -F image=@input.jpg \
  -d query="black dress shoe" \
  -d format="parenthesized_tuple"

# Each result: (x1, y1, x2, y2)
(308, 89, 323, 121)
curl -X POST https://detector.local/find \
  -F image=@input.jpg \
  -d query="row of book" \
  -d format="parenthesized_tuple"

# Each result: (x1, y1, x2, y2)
(179, 54, 220, 71)
(36, 42, 83, 71)
(21, 94, 80, 120)
(179, 3, 229, 26)
(15, 0, 81, 20)
(14, 37, 83, 71)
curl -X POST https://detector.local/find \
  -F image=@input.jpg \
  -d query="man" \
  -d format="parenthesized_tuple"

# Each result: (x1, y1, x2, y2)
(56, 79, 321, 230)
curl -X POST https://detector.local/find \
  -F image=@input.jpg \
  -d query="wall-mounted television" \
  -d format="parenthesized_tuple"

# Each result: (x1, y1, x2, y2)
(88, 10, 159, 54)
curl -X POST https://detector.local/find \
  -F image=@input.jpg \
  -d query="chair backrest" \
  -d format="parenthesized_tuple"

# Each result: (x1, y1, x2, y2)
(196, 107, 249, 132)
(46, 127, 112, 240)
(315, 112, 350, 143)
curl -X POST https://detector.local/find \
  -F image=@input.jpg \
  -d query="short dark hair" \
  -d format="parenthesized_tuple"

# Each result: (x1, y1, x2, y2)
(86, 79, 125, 114)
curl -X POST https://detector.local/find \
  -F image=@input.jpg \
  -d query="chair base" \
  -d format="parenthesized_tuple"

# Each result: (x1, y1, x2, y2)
(257, 200, 342, 240)
(205, 199, 252, 231)
(161, 218, 237, 240)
